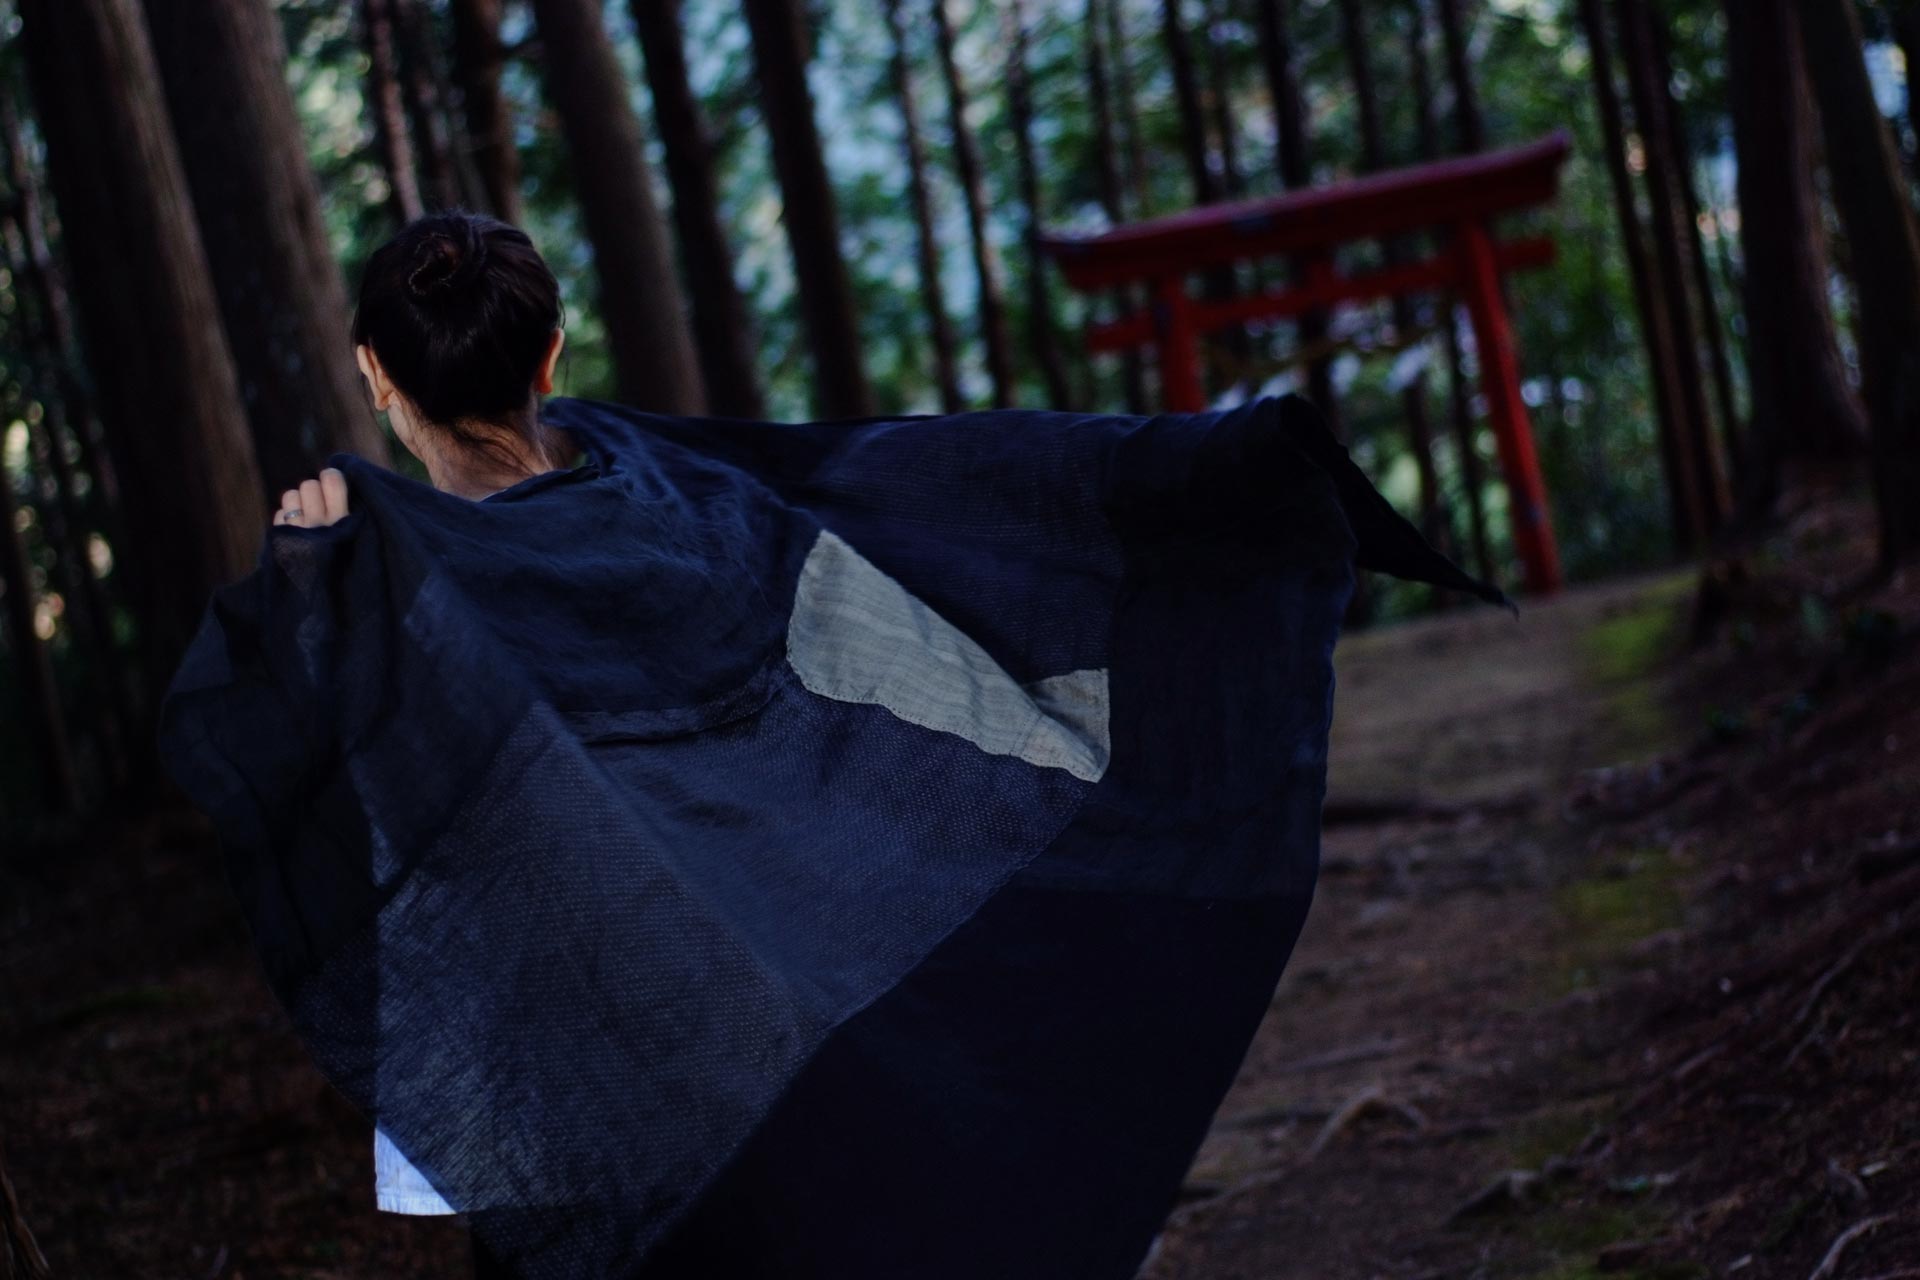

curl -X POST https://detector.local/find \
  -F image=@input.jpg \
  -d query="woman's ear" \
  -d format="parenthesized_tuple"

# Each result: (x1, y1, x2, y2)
(534, 328, 566, 395)
(355, 343, 397, 412)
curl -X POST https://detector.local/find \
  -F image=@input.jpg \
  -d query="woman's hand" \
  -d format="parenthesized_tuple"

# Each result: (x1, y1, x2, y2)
(272, 467, 351, 528)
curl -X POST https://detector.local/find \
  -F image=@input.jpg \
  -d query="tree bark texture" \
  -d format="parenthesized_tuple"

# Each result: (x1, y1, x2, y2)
(885, 0, 963, 412)
(1007, 0, 1073, 408)
(360, 0, 424, 224)
(1723, 0, 1866, 511)
(449, 0, 523, 222)
(632, 0, 767, 418)
(142, 0, 390, 493)
(1798, 0, 1920, 565)
(742, 0, 875, 418)
(1254, 0, 1342, 435)
(527, 0, 707, 414)
(932, 0, 1015, 407)
(18, 0, 266, 706)
(1577, 0, 1703, 551)
(1617, 0, 1728, 533)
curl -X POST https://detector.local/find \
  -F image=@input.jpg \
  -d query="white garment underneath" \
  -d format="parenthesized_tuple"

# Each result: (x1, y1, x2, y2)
(374, 1125, 457, 1215)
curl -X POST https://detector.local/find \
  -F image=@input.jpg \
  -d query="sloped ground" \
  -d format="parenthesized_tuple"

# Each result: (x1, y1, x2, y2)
(3, 499, 1916, 1279)
(1147, 509, 1920, 1279)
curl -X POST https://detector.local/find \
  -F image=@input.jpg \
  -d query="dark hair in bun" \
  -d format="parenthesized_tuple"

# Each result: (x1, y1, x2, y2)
(351, 209, 567, 468)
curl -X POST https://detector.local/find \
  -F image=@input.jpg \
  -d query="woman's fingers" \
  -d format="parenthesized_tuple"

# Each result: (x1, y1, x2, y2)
(272, 469, 351, 527)
(300, 477, 325, 525)
(319, 467, 349, 522)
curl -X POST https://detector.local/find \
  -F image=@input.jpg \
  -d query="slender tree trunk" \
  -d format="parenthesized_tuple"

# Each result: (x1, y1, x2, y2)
(360, 0, 423, 224)
(1651, 14, 1742, 483)
(933, 0, 1016, 407)
(18, 0, 266, 716)
(1799, 0, 1920, 567)
(1338, 0, 1445, 553)
(1896, 4, 1920, 184)
(1085, 0, 1149, 413)
(1162, 0, 1219, 204)
(449, 0, 523, 222)
(1723, 0, 1866, 513)
(1164, 0, 1244, 378)
(1105, 0, 1152, 217)
(632, 0, 766, 418)
(1200, 0, 1244, 197)
(0, 210, 133, 786)
(742, 0, 874, 418)
(142, 0, 390, 494)
(1618, 0, 1728, 534)
(1577, 0, 1703, 551)
(1254, 0, 1342, 435)
(0, 96, 123, 521)
(1405, 0, 1463, 569)
(1434, 0, 1485, 152)
(526, 0, 705, 413)
(1007, 0, 1072, 408)
(885, 0, 962, 411)
(1420, 0, 1489, 575)
(394, 0, 480, 211)
(0, 444, 80, 812)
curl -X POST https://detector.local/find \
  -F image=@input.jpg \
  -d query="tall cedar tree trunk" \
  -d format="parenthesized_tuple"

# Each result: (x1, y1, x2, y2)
(1576, 0, 1703, 552)
(1337, 0, 1446, 553)
(143, 0, 390, 495)
(1425, 0, 1495, 576)
(449, 0, 523, 222)
(1006, 0, 1073, 408)
(932, 0, 1016, 407)
(741, 0, 874, 418)
(1434, 0, 1484, 152)
(1896, 4, 1920, 184)
(632, 0, 767, 418)
(360, 0, 424, 223)
(0, 96, 124, 523)
(1617, 0, 1728, 534)
(1651, 15, 1742, 482)
(1162, 0, 1244, 380)
(527, 0, 706, 413)
(1161, 0, 1218, 203)
(1254, 0, 1344, 438)
(1799, 0, 1920, 567)
(1, 207, 133, 788)
(886, 0, 963, 411)
(0, 443, 79, 812)
(1405, 0, 1464, 566)
(394, 0, 483, 211)
(1085, 0, 1149, 413)
(1104, 0, 1152, 218)
(1723, 0, 1866, 514)
(1200, 0, 1244, 197)
(18, 0, 265, 725)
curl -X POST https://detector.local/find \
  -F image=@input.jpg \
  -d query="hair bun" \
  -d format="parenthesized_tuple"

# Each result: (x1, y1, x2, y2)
(406, 222, 490, 303)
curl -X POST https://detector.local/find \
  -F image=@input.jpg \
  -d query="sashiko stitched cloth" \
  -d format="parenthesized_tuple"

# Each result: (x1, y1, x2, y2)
(158, 394, 1503, 1278)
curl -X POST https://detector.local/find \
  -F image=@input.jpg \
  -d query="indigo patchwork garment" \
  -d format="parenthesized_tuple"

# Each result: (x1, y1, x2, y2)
(158, 394, 1501, 1278)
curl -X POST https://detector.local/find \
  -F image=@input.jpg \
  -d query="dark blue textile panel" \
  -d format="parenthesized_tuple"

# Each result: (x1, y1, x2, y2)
(158, 395, 1499, 1277)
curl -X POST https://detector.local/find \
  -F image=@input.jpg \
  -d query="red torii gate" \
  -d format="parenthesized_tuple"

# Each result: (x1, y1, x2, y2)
(1041, 132, 1572, 596)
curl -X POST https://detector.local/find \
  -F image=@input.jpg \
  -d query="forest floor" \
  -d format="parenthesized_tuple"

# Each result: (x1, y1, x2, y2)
(3, 490, 1918, 1279)
(1148, 492, 1920, 1280)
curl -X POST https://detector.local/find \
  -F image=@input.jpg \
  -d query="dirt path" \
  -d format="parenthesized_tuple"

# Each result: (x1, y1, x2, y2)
(1144, 569, 1711, 1279)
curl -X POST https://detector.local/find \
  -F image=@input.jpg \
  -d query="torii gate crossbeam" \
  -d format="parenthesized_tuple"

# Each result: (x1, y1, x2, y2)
(1042, 132, 1573, 595)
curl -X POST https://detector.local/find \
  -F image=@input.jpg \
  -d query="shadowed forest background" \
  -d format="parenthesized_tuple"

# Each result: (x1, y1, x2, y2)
(2, 0, 1919, 1276)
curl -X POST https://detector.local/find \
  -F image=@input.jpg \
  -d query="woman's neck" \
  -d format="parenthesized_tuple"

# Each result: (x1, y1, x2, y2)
(410, 413, 568, 501)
